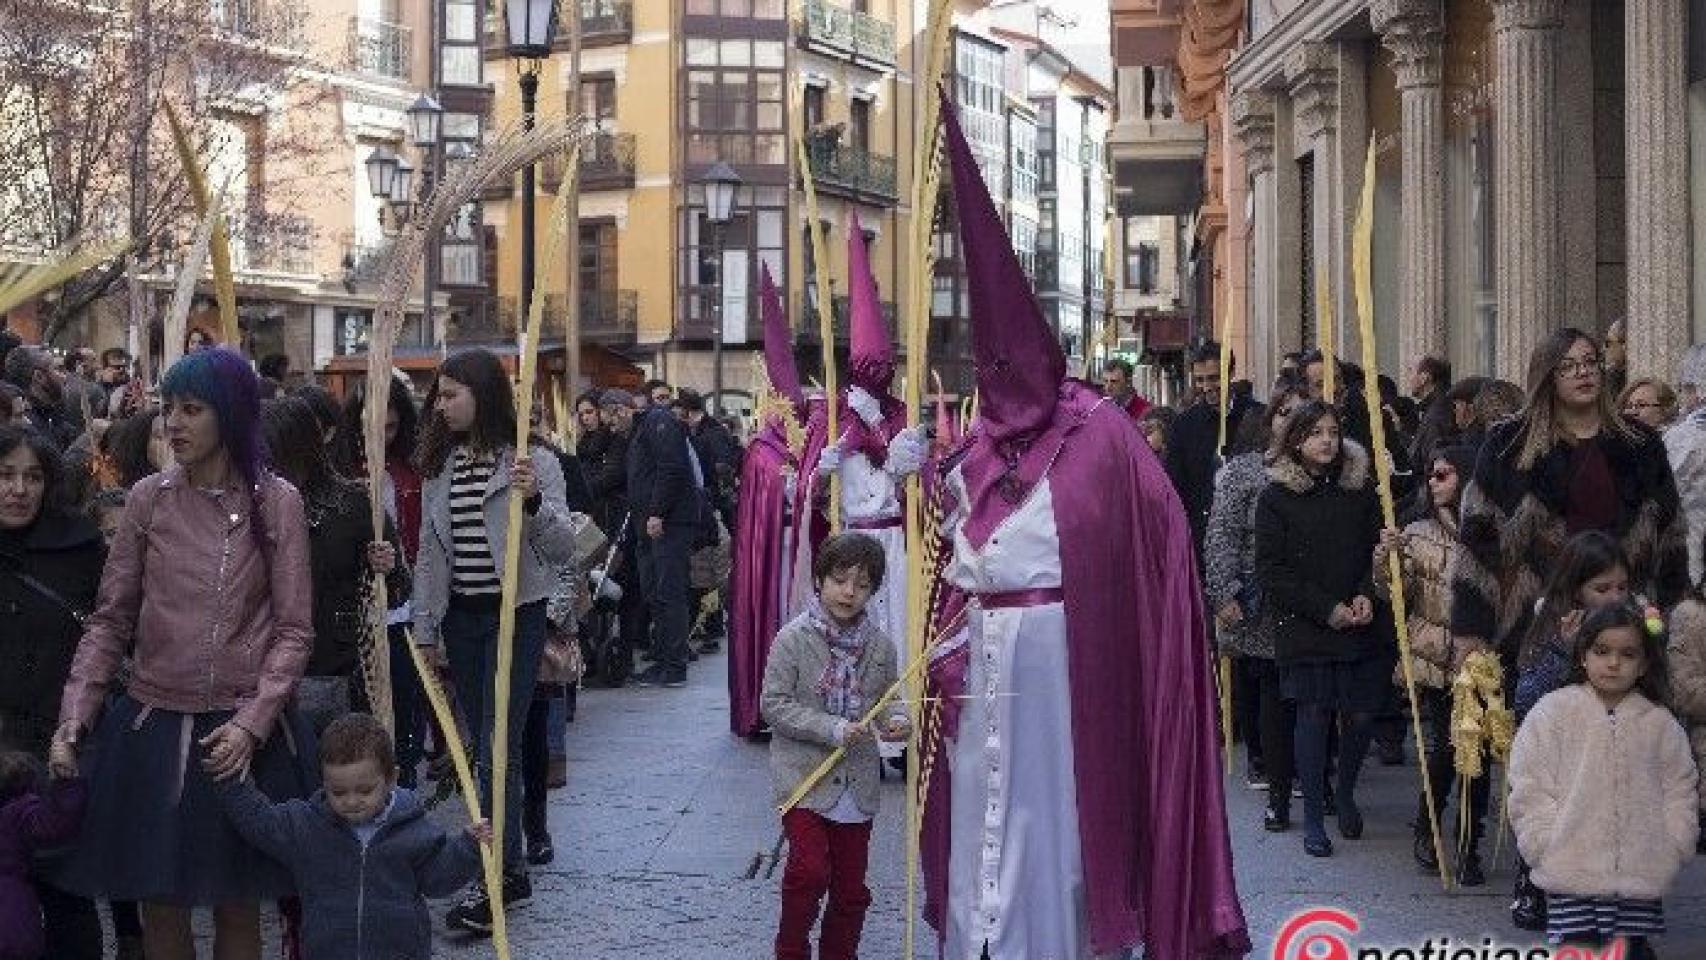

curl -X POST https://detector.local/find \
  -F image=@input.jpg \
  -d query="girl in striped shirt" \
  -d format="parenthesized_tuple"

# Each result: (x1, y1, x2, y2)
(411, 349, 595, 936)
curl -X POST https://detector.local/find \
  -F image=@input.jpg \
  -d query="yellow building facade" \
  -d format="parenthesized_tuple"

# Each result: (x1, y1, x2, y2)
(483, 0, 921, 411)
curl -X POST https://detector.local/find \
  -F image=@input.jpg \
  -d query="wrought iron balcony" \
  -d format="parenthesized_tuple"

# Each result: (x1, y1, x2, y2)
(581, 133, 636, 190)
(805, 139, 897, 205)
(233, 211, 315, 275)
(210, 0, 303, 46)
(794, 294, 896, 343)
(580, 289, 638, 345)
(340, 240, 392, 285)
(798, 0, 895, 68)
(347, 17, 411, 81)
(577, 0, 632, 43)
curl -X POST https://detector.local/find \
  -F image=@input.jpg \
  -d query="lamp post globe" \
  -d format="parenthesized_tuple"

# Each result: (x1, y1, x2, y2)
(407, 93, 443, 149)
(502, 0, 558, 59)
(365, 145, 399, 199)
(390, 157, 416, 206)
(701, 161, 741, 225)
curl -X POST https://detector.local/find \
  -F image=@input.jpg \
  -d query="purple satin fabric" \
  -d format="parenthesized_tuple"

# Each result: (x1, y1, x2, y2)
(727, 424, 796, 736)
(921, 381, 1251, 959)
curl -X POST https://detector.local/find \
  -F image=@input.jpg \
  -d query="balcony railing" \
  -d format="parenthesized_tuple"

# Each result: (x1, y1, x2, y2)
(233, 211, 315, 275)
(540, 134, 636, 192)
(347, 17, 411, 81)
(210, 0, 305, 48)
(341, 239, 392, 285)
(805, 140, 897, 204)
(798, 0, 895, 67)
(582, 132, 636, 189)
(577, 0, 632, 42)
(797, 294, 896, 342)
(579, 288, 637, 345)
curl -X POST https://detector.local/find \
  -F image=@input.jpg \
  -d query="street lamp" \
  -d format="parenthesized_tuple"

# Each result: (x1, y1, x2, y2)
(504, 0, 558, 342)
(389, 157, 415, 210)
(407, 93, 443, 149)
(700, 161, 742, 418)
(365, 145, 399, 201)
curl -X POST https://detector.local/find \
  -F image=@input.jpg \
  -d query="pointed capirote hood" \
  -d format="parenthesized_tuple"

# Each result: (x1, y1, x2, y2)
(759, 263, 804, 412)
(942, 87, 1064, 442)
(845, 209, 895, 396)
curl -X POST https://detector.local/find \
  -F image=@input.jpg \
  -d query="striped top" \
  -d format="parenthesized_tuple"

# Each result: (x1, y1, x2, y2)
(449, 448, 501, 597)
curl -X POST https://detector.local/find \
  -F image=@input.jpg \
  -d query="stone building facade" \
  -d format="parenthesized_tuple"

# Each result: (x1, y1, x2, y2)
(1180, 0, 1699, 388)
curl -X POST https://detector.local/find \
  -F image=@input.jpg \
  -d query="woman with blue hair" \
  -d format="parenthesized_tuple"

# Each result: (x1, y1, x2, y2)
(48, 347, 316, 960)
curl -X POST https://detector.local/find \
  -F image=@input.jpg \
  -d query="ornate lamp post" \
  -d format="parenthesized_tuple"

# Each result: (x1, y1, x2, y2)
(503, 0, 558, 330)
(700, 160, 741, 417)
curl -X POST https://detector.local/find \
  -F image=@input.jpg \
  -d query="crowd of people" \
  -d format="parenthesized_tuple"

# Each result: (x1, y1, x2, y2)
(0, 326, 754, 960)
(0, 115, 1702, 960)
(1178, 324, 1703, 958)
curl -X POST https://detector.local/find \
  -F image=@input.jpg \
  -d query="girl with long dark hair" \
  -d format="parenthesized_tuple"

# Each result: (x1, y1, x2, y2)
(332, 375, 429, 784)
(411, 348, 594, 934)
(48, 348, 316, 960)
(1255, 401, 1386, 859)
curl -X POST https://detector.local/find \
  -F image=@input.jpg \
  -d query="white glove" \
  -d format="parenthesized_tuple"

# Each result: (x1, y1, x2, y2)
(783, 468, 798, 503)
(815, 445, 844, 478)
(847, 385, 883, 428)
(885, 426, 928, 477)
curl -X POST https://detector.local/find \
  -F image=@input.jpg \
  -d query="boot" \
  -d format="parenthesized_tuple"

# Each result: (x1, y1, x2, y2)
(1510, 861, 1547, 931)
(1335, 769, 1363, 840)
(1263, 799, 1291, 833)
(1412, 818, 1439, 872)
(1301, 795, 1332, 857)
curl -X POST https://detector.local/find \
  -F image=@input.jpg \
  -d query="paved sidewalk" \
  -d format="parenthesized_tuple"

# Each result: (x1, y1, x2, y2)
(422, 646, 1706, 958)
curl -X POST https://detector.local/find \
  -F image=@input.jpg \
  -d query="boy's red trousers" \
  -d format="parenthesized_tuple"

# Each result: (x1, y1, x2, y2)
(776, 808, 873, 960)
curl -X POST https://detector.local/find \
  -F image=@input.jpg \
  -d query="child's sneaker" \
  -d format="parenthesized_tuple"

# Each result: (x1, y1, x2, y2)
(446, 872, 534, 936)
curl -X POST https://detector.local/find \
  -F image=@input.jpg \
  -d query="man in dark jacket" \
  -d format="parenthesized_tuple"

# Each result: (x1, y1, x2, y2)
(1166, 341, 1261, 570)
(623, 387, 700, 688)
(3, 346, 78, 448)
(671, 389, 742, 529)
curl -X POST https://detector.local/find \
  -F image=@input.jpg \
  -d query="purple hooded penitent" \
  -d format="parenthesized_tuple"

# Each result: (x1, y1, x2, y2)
(845, 210, 896, 399)
(920, 89, 1252, 959)
(729, 264, 806, 736)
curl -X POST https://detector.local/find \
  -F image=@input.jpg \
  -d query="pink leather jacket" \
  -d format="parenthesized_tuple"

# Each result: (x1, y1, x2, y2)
(58, 466, 313, 741)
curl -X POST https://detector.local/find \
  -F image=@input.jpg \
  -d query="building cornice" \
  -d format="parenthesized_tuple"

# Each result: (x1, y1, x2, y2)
(1227, 0, 1369, 93)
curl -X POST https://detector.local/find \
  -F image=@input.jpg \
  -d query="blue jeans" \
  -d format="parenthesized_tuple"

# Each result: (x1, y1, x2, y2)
(443, 600, 549, 872)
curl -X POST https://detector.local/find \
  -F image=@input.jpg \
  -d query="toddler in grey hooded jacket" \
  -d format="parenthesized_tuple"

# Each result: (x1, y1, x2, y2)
(218, 780, 483, 959)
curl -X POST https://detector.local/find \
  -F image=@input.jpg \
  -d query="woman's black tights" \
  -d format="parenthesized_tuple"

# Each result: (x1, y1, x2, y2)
(1294, 704, 1374, 829)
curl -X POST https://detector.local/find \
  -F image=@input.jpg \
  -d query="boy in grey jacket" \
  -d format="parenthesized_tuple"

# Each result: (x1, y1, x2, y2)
(761, 532, 909, 960)
(215, 713, 488, 960)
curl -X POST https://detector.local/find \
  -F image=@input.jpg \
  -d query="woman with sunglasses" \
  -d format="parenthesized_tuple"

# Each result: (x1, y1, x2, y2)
(1203, 383, 1307, 832)
(1448, 327, 1690, 929)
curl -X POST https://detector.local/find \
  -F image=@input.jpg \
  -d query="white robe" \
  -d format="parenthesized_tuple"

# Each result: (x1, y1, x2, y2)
(941, 471, 1112, 960)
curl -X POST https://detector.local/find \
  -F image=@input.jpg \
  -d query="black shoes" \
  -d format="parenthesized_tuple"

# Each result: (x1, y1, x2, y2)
(1263, 804, 1291, 833)
(1302, 820, 1333, 857)
(1377, 740, 1405, 766)
(527, 835, 555, 866)
(1336, 798, 1364, 840)
(632, 665, 687, 688)
(1412, 822, 1439, 872)
(446, 872, 534, 936)
(1456, 851, 1486, 888)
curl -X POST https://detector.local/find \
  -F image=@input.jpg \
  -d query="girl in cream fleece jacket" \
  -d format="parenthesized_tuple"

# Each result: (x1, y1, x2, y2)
(1508, 603, 1699, 955)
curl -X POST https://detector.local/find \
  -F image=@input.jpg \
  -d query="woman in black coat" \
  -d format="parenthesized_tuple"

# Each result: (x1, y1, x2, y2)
(1255, 400, 1386, 860)
(0, 426, 106, 958)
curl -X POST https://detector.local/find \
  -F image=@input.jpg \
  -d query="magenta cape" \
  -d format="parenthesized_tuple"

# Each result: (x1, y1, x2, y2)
(727, 423, 796, 736)
(922, 383, 1250, 959)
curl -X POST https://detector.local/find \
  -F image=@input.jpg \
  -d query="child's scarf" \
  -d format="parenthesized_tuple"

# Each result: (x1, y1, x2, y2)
(808, 596, 872, 720)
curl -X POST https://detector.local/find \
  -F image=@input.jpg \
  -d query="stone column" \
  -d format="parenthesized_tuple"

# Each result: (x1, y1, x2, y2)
(1490, 0, 1564, 381)
(1626, 0, 1690, 377)
(1372, 0, 1447, 378)
(1233, 90, 1278, 386)
(1288, 42, 1339, 353)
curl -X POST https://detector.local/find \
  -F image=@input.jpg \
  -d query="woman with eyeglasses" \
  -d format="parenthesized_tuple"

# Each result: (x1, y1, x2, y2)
(1448, 326, 1690, 929)
(1619, 378, 1679, 432)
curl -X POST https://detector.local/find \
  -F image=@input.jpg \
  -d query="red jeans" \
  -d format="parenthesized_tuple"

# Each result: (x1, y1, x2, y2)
(777, 808, 873, 960)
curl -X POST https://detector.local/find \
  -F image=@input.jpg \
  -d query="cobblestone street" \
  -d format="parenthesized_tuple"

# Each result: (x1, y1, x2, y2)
(414, 645, 1706, 958)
